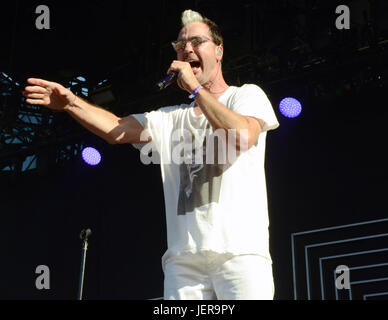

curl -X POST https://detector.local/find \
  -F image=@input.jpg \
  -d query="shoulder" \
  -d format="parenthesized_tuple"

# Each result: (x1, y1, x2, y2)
(233, 84, 268, 97)
(226, 84, 270, 105)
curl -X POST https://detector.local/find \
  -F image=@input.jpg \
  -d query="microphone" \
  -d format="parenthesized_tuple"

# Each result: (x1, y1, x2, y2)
(156, 72, 177, 91)
(80, 228, 92, 241)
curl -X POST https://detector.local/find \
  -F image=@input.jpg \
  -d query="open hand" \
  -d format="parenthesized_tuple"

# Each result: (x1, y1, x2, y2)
(23, 78, 76, 111)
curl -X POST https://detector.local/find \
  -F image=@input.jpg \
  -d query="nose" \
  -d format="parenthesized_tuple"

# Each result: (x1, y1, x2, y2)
(183, 40, 194, 53)
(178, 41, 194, 60)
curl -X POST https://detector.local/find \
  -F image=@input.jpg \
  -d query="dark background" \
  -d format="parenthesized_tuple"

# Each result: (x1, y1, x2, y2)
(0, 0, 387, 300)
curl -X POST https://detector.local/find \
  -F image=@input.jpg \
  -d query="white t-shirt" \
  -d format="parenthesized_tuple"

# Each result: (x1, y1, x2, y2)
(131, 84, 279, 263)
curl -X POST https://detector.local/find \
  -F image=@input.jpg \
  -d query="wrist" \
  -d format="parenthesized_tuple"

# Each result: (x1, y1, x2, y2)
(189, 85, 204, 99)
(64, 95, 78, 111)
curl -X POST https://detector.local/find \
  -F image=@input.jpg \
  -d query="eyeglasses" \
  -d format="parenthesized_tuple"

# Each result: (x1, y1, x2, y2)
(171, 36, 212, 52)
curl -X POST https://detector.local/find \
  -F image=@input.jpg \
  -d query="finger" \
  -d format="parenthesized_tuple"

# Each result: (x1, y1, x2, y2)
(23, 93, 45, 99)
(168, 61, 182, 73)
(25, 99, 45, 105)
(177, 78, 184, 91)
(27, 78, 53, 88)
(167, 67, 177, 75)
(24, 86, 47, 94)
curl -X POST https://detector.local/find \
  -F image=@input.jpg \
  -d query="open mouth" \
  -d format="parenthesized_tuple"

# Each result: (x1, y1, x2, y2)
(189, 61, 201, 68)
(189, 61, 201, 70)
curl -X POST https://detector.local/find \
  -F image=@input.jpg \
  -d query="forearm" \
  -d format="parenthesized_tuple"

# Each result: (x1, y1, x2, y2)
(197, 90, 248, 129)
(195, 89, 253, 148)
(64, 96, 120, 144)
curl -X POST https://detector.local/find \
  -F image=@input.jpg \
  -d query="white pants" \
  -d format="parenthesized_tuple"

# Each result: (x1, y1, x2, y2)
(163, 251, 274, 300)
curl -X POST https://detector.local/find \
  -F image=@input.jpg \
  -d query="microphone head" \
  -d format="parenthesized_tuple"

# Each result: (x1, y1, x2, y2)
(80, 228, 92, 241)
(155, 72, 177, 91)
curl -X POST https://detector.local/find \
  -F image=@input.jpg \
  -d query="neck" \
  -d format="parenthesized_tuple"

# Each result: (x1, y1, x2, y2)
(202, 64, 229, 99)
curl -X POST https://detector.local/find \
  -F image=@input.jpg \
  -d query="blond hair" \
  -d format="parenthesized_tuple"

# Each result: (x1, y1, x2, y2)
(181, 9, 223, 47)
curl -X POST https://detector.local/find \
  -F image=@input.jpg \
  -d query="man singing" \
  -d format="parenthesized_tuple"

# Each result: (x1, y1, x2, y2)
(23, 9, 279, 300)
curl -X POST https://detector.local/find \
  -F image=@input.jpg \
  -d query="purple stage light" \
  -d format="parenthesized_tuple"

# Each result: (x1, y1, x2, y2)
(279, 97, 302, 118)
(82, 147, 101, 166)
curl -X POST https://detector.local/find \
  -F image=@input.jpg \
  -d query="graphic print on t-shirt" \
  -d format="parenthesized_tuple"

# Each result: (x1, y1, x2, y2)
(177, 135, 224, 215)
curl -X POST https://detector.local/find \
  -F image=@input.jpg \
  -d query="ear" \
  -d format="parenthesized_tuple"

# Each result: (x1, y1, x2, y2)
(216, 46, 223, 61)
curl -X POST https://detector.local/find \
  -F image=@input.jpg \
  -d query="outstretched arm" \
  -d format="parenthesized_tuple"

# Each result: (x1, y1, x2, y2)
(23, 78, 146, 145)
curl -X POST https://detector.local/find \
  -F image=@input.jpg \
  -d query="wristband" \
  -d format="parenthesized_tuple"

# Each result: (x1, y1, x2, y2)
(189, 86, 204, 99)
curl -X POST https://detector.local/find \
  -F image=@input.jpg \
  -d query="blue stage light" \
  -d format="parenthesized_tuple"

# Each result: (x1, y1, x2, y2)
(279, 97, 302, 118)
(81, 147, 101, 166)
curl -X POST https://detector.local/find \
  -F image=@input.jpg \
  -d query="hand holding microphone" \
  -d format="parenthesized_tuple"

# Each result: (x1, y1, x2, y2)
(156, 61, 201, 94)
